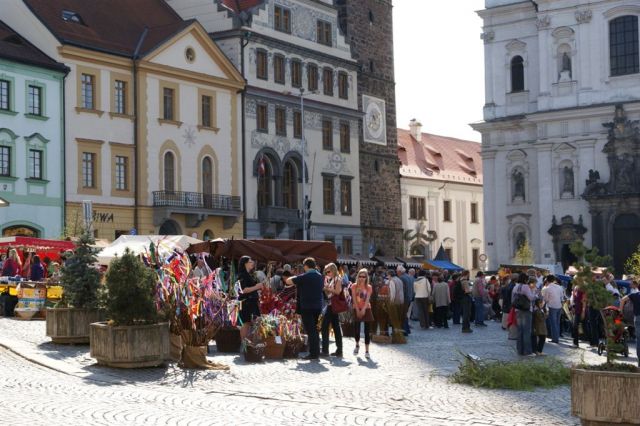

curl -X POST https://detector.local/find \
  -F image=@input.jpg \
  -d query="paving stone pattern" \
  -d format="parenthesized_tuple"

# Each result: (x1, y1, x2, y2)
(1, 318, 637, 425)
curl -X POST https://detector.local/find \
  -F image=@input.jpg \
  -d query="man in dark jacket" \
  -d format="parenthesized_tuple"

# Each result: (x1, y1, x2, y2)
(287, 257, 324, 360)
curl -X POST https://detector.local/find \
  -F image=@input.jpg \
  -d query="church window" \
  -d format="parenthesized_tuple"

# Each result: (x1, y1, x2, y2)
(510, 56, 525, 92)
(610, 15, 639, 76)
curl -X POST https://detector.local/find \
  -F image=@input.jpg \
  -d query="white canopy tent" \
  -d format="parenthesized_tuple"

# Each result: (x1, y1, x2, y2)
(97, 235, 202, 265)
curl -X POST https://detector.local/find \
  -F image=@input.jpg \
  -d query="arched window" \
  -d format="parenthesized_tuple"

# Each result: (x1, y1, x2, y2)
(164, 152, 175, 192)
(511, 168, 525, 201)
(258, 157, 273, 208)
(510, 55, 525, 92)
(282, 160, 298, 209)
(203, 229, 214, 241)
(557, 44, 572, 80)
(202, 157, 213, 195)
(610, 15, 639, 76)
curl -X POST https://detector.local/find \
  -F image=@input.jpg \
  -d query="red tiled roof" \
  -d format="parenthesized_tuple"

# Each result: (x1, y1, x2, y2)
(24, 0, 189, 57)
(398, 128, 483, 184)
(0, 20, 67, 71)
(219, 0, 266, 13)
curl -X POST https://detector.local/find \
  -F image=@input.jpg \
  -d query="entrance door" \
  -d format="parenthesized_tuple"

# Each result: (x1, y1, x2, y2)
(159, 220, 181, 236)
(613, 214, 640, 276)
(560, 244, 577, 273)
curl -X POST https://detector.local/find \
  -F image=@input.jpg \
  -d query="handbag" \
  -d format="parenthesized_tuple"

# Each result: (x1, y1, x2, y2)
(330, 291, 349, 314)
(512, 285, 531, 311)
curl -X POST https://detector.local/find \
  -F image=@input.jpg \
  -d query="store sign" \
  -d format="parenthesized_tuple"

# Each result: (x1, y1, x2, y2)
(93, 211, 114, 223)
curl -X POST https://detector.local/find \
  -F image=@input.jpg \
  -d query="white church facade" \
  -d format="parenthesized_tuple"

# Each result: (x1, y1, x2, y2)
(473, 0, 640, 274)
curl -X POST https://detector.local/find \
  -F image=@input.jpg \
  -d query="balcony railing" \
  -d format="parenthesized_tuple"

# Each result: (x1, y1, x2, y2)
(153, 191, 241, 212)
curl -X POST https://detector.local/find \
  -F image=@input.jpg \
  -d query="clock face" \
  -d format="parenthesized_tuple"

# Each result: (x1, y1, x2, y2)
(363, 95, 386, 145)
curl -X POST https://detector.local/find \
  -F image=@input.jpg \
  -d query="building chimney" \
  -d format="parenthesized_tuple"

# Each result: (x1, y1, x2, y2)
(409, 118, 422, 142)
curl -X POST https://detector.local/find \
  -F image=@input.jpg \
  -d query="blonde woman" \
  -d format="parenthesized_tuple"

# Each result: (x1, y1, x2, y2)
(2, 248, 22, 277)
(351, 268, 374, 358)
(321, 263, 343, 357)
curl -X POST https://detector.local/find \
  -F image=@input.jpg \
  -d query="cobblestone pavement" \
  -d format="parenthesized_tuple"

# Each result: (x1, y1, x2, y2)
(1, 317, 637, 425)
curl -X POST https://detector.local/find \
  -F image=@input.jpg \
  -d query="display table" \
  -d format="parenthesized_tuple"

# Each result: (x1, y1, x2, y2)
(0, 281, 63, 318)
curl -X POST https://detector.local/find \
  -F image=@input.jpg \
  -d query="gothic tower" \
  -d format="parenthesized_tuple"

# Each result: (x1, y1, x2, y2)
(335, 0, 403, 257)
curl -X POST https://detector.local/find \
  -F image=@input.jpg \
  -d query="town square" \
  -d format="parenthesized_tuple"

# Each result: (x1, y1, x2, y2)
(0, 0, 640, 425)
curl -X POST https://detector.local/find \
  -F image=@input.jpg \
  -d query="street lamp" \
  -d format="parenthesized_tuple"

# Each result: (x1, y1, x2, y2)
(284, 88, 316, 240)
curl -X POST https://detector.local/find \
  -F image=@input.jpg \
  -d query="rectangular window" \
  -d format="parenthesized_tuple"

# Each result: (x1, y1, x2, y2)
(472, 248, 479, 270)
(610, 15, 639, 77)
(409, 197, 426, 220)
(201, 95, 212, 127)
(308, 63, 318, 91)
(443, 200, 452, 222)
(275, 107, 286, 136)
(471, 202, 479, 224)
(115, 155, 127, 190)
(27, 85, 42, 116)
(274, 54, 285, 84)
(293, 111, 302, 139)
(81, 73, 95, 109)
(163, 87, 174, 120)
(340, 179, 352, 215)
(339, 122, 350, 153)
(291, 59, 302, 88)
(82, 152, 95, 188)
(274, 6, 291, 33)
(322, 119, 333, 150)
(323, 176, 334, 214)
(28, 149, 42, 179)
(445, 248, 453, 262)
(257, 104, 268, 133)
(317, 20, 332, 46)
(343, 237, 353, 256)
(114, 80, 126, 114)
(338, 72, 348, 99)
(0, 80, 9, 111)
(323, 68, 334, 96)
(0, 146, 10, 176)
(256, 49, 268, 80)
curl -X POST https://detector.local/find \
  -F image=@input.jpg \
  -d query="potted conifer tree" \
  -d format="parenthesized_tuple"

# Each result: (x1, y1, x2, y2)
(46, 229, 105, 343)
(90, 249, 169, 368)
(569, 241, 640, 425)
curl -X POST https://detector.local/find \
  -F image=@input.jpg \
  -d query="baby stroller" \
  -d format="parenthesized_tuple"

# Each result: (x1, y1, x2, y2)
(597, 306, 630, 358)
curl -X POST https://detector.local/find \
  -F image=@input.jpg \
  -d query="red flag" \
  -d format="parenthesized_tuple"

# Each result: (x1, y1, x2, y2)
(258, 155, 266, 177)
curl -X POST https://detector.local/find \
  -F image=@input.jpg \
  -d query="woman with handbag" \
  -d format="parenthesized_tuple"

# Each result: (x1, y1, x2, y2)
(321, 263, 344, 357)
(511, 272, 536, 356)
(351, 268, 374, 358)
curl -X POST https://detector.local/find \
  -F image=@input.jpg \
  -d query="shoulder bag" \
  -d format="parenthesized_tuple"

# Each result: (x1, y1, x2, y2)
(512, 284, 531, 311)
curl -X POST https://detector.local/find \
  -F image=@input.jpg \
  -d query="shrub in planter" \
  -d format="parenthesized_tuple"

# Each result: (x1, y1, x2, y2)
(47, 229, 104, 344)
(90, 249, 168, 368)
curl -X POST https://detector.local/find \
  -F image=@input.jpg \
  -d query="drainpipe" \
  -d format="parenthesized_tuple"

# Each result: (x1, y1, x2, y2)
(61, 71, 68, 237)
(240, 30, 251, 238)
(132, 27, 148, 234)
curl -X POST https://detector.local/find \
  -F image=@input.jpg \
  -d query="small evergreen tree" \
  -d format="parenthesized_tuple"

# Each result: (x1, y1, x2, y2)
(59, 228, 101, 308)
(513, 239, 535, 265)
(104, 249, 158, 326)
(624, 244, 640, 277)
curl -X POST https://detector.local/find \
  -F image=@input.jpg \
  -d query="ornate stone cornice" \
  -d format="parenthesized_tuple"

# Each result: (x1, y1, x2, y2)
(575, 10, 592, 24)
(536, 15, 551, 30)
(481, 31, 495, 44)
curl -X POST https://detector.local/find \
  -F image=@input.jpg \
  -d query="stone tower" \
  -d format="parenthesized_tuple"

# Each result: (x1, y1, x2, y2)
(335, 0, 403, 257)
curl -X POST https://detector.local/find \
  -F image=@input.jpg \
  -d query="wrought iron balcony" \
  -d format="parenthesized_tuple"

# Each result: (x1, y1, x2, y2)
(258, 206, 302, 224)
(153, 191, 241, 213)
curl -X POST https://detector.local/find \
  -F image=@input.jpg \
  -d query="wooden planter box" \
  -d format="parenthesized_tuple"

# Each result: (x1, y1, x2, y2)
(46, 308, 105, 344)
(571, 368, 640, 425)
(264, 335, 286, 359)
(90, 322, 169, 368)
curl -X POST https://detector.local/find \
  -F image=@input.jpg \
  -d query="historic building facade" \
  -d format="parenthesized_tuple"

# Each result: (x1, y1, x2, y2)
(6, 0, 244, 241)
(473, 0, 640, 273)
(168, 0, 364, 255)
(398, 120, 484, 271)
(0, 20, 67, 238)
(335, 0, 403, 257)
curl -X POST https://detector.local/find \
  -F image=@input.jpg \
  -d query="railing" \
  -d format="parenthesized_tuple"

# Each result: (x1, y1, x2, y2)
(258, 206, 302, 223)
(153, 191, 241, 212)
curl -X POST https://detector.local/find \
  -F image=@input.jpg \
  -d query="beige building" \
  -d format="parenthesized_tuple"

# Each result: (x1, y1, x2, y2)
(398, 120, 484, 271)
(5, 0, 245, 240)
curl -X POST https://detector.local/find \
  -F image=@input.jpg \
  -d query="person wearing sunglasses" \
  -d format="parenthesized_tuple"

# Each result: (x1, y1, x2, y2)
(351, 268, 374, 358)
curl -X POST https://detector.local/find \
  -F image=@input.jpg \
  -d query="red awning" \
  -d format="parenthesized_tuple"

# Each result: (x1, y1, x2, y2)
(0, 237, 75, 251)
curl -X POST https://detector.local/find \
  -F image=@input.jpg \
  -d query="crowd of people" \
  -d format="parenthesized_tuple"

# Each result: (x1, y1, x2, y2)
(0, 248, 67, 281)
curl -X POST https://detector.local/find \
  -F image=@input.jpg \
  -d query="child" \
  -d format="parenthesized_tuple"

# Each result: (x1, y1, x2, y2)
(532, 298, 548, 356)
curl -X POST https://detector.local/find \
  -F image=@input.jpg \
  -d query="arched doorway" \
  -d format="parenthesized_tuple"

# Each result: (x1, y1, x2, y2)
(613, 214, 640, 276)
(159, 219, 181, 236)
(2, 225, 39, 237)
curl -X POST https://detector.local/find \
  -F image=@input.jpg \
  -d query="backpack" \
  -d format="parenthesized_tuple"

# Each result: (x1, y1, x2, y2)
(513, 284, 531, 311)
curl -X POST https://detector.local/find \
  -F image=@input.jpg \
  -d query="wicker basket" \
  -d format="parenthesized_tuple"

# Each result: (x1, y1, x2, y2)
(243, 342, 266, 363)
(264, 335, 286, 359)
(371, 334, 392, 344)
(215, 326, 241, 353)
(283, 338, 304, 358)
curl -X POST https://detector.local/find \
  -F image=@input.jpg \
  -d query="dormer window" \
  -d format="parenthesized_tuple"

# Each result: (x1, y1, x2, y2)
(62, 10, 84, 25)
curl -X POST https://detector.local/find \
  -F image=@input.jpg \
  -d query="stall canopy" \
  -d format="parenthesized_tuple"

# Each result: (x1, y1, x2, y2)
(97, 235, 201, 265)
(423, 260, 464, 272)
(373, 256, 403, 268)
(395, 257, 423, 268)
(336, 255, 377, 266)
(188, 239, 337, 265)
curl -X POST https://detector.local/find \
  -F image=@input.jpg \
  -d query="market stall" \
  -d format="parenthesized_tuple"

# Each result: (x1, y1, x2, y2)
(336, 255, 377, 266)
(372, 256, 404, 268)
(97, 235, 202, 265)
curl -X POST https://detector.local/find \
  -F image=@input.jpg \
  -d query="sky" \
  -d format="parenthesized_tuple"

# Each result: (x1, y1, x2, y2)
(393, 0, 485, 142)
